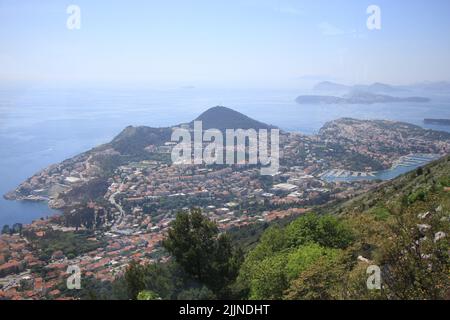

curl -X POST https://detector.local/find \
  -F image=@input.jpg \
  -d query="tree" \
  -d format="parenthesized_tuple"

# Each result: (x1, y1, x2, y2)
(285, 213, 354, 249)
(1, 224, 10, 235)
(12, 223, 23, 235)
(237, 225, 289, 293)
(139, 261, 180, 300)
(416, 167, 424, 176)
(286, 243, 341, 280)
(177, 286, 216, 300)
(284, 255, 346, 300)
(163, 208, 241, 296)
(163, 209, 217, 282)
(238, 213, 354, 300)
(124, 260, 146, 299)
(242, 243, 344, 300)
(248, 253, 288, 300)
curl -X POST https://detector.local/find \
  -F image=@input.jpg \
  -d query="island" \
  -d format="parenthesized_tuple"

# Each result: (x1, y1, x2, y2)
(296, 91, 430, 105)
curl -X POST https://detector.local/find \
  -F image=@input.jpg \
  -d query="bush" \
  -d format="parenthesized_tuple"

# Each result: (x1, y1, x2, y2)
(284, 255, 346, 300)
(285, 213, 354, 249)
(137, 290, 160, 300)
(407, 189, 428, 204)
(369, 206, 391, 221)
(248, 253, 288, 300)
(286, 244, 341, 280)
(177, 286, 216, 300)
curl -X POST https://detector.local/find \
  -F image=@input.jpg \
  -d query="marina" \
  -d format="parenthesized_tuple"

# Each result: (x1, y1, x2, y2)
(320, 154, 442, 182)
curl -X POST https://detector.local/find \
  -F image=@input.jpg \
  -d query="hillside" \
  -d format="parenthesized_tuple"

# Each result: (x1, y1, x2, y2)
(110, 126, 172, 155)
(234, 155, 450, 300)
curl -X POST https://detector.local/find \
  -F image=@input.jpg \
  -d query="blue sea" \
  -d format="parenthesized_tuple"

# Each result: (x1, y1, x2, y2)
(1, 85, 450, 228)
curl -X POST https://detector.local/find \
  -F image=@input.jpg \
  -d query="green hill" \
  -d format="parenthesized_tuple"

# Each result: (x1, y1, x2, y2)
(236, 156, 450, 299)
(110, 125, 172, 155)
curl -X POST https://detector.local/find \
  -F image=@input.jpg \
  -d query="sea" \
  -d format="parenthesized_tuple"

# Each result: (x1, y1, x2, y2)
(1, 85, 450, 228)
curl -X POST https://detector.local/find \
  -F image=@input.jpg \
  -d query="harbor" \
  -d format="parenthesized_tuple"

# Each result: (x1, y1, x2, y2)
(320, 154, 442, 182)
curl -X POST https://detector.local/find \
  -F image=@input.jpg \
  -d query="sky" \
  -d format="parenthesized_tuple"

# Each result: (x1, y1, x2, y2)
(1, 0, 450, 89)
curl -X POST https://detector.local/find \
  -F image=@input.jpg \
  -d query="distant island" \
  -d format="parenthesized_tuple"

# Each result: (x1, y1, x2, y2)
(424, 119, 450, 126)
(296, 91, 430, 105)
(313, 81, 407, 94)
(313, 80, 450, 94)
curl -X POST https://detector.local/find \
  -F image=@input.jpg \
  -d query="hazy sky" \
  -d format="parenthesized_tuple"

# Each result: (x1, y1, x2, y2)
(1, 0, 450, 88)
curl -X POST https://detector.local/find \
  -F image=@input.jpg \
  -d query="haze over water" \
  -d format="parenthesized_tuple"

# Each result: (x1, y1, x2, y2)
(1, 85, 450, 228)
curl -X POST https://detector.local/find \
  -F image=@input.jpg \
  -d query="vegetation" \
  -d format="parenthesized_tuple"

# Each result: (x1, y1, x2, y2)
(111, 126, 172, 156)
(23, 229, 105, 262)
(163, 208, 242, 296)
(1, 223, 23, 235)
(256, 157, 448, 299)
(137, 290, 160, 300)
(114, 209, 242, 300)
(237, 214, 353, 299)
